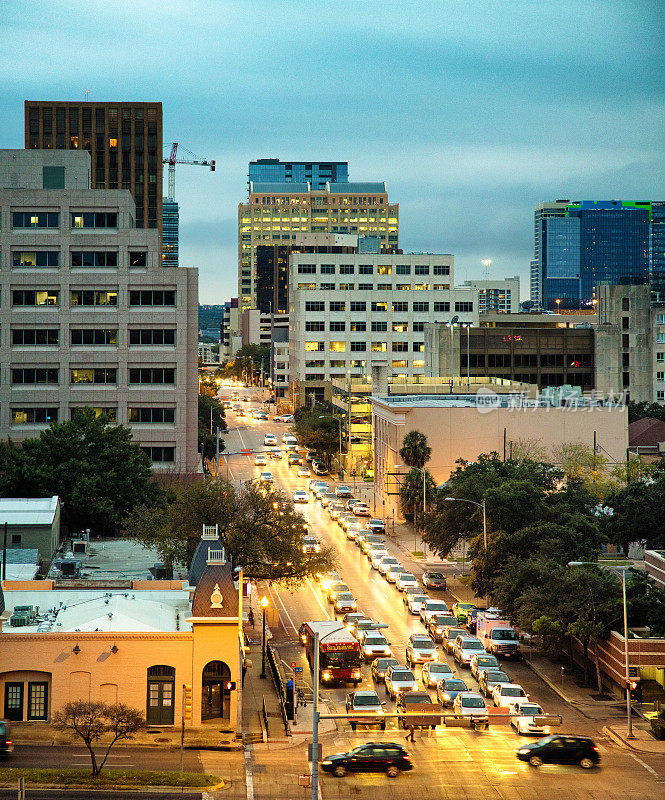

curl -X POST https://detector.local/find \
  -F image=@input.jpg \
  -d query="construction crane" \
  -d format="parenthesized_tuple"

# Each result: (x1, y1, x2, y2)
(163, 143, 215, 201)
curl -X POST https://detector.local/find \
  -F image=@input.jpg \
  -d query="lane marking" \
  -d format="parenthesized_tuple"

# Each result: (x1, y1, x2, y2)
(269, 583, 299, 634)
(244, 743, 254, 800)
(629, 751, 661, 780)
(307, 577, 331, 619)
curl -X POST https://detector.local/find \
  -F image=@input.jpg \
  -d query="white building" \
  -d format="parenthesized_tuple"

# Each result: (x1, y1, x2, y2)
(198, 342, 217, 365)
(462, 276, 520, 314)
(0, 150, 199, 473)
(288, 252, 483, 405)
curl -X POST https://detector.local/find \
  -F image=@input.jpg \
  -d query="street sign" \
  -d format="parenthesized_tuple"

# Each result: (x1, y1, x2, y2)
(291, 661, 296, 669)
(294, 666, 303, 675)
(241, 448, 253, 455)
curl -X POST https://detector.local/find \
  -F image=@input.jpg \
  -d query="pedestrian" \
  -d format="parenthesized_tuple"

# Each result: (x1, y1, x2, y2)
(248, 607, 255, 629)
(405, 724, 415, 743)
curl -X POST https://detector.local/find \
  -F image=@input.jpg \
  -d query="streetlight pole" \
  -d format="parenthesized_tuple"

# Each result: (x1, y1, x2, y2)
(568, 562, 634, 738)
(260, 595, 268, 679)
(444, 497, 488, 606)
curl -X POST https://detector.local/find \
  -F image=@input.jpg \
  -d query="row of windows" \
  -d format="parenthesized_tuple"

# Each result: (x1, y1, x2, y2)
(297, 283, 449, 292)
(11, 212, 119, 229)
(11, 251, 147, 268)
(303, 341, 424, 353)
(302, 300, 467, 313)
(9, 405, 174, 423)
(8, 366, 178, 385)
(297, 263, 449, 276)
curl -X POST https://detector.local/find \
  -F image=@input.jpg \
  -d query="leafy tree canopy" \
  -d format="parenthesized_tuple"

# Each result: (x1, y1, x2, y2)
(294, 406, 340, 465)
(400, 468, 436, 521)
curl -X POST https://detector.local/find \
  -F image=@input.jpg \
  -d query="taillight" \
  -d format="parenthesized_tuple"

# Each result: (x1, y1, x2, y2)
(592, 746, 599, 752)
(5, 740, 11, 745)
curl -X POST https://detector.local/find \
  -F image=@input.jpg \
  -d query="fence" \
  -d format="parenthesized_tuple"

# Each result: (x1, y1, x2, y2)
(267, 643, 292, 736)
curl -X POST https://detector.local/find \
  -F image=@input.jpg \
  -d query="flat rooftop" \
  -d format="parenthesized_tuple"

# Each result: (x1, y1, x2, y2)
(372, 393, 617, 409)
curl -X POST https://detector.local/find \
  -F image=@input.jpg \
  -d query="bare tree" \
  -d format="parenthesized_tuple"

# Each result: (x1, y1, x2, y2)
(53, 701, 145, 776)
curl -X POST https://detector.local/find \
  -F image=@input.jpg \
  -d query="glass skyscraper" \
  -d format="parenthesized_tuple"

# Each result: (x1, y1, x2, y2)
(162, 199, 179, 267)
(651, 202, 665, 299)
(532, 201, 651, 310)
(248, 159, 348, 193)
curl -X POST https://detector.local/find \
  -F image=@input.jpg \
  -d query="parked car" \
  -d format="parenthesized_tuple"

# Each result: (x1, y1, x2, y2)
(650, 709, 665, 740)
(385, 666, 418, 701)
(422, 571, 447, 591)
(321, 742, 413, 778)
(372, 657, 399, 684)
(0, 721, 12, 756)
(293, 490, 308, 504)
(478, 668, 511, 698)
(515, 735, 600, 769)
(305, 450, 316, 462)
(312, 461, 328, 475)
(452, 692, 489, 727)
(405, 634, 438, 667)
(436, 678, 469, 708)
(421, 661, 454, 688)
(345, 690, 385, 730)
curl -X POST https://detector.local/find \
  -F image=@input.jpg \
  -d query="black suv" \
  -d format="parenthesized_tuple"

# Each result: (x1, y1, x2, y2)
(515, 734, 600, 769)
(0, 721, 12, 756)
(321, 742, 413, 777)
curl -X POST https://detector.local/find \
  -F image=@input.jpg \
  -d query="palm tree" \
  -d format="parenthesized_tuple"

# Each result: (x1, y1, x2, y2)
(399, 430, 431, 470)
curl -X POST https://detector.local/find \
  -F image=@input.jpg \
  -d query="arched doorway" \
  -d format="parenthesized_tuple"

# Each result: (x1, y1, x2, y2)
(201, 661, 231, 721)
(146, 666, 175, 725)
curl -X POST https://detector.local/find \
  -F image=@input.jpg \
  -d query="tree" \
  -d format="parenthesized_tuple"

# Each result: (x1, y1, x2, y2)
(551, 442, 609, 497)
(399, 468, 436, 522)
(53, 701, 144, 776)
(222, 344, 270, 382)
(628, 401, 665, 424)
(294, 407, 340, 467)
(0, 409, 162, 535)
(604, 476, 665, 553)
(399, 430, 431, 470)
(124, 479, 336, 584)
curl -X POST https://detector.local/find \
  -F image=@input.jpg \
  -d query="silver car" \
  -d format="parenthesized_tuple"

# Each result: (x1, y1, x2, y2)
(385, 666, 418, 701)
(360, 632, 392, 662)
(453, 636, 486, 667)
(406, 634, 438, 667)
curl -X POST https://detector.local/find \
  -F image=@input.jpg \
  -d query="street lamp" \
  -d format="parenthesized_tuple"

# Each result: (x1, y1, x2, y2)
(444, 497, 488, 606)
(555, 298, 561, 313)
(260, 595, 269, 679)
(319, 414, 343, 479)
(568, 561, 634, 738)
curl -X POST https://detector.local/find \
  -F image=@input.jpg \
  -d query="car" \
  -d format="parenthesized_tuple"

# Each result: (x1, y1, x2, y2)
(313, 483, 329, 498)
(281, 433, 292, 442)
(287, 453, 302, 467)
(377, 555, 400, 574)
(305, 450, 317, 462)
(298, 467, 311, 478)
(509, 700, 548, 735)
(420, 600, 450, 626)
(329, 503, 346, 521)
(452, 602, 476, 624)
(452, 691, 489, 727)
(367, 543, 389, 562)
(397, 690, 436, 729)
(242, 396, 250, 403)
(372, 657, 399, 683)
(318, 571, 341, 591)
(366, 518, 386, 534)
(385, 665, 418, 700)
(367, 550, 389, 571)
(345, 690, 386, 730)
(352, 619, 389, 639)
(309, 478, 325, 491)
(492, 682, 528, 707)
(436, 678, 469, 707)
(269, 448, 282, 459)
(336, 485, 352, 498)
(427, 614, 459, 642)
(263, 434, 276, 446)
(321, 742, 413, 778)
(302, 536, 321, 553)
(421, 661, 454, 688)
(478, 668, 511, 698)
(338, 513, 356, 530)
(320, 492, 338, 508)
(259, 471, 273, 484)
(0, 720, 12, 755)
(442, 627, 468, 654)
(385, 564, 406, 584)
(361, 534, 385, 554)
(360, 632, 392, 662)
(327, 582, 350, 602)
(453, 636, 486, 667)
(344, 497, 358, 512)
(406, 594, 430, 614)
(293, 490, 309, 504)
(650, 709, 665, 740)
(236, 408, 245, 416)
(406, 634, 438, 667)
(346, 523, 362, 541)
(353, 502, 370, 516)
(395, 573, 419, 593)
(422, 571, 447, 591)
(312, 461, 328, 475)
(470, 653, 500, 680)
(334, 592, 358, 614)
(515, 735, 600, 769)
(254, 454, 267, 466)
(342, 612, 366, 632)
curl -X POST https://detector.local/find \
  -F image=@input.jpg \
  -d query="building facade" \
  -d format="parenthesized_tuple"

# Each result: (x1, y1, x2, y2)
(162, 198, 179, 267)
(288, 252, 478, 406)
(0, 150, 198, 473)
(530, 200, 651, 311)
(239, 182, 398, 310)
(461, 276, 520, 313)
(25, 101, 163, 239)
(248, 159, 348, 192)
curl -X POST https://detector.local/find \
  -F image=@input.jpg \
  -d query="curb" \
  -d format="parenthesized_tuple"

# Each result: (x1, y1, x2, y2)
(602, 724, 663, 755)
(522, 658, 595, 719)
(0, 782, 222, 794)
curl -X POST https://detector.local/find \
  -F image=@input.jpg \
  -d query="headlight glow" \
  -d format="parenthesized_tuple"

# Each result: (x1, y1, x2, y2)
(322, 672, 332, 681)
(322, 760, 332, 765)
(518, 748, 529, 754)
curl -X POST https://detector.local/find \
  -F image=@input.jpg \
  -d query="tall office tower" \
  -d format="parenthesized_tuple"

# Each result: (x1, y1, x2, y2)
(530, 201, 570, 308)
(238, 182, 398, 310)
(162, 198, 179, 267)
(24, 101, 163, 239)
(531, 200, 650, 310)
(0, 150, 198, 472)
(248, 159, 348, 193)
(651, 202, 665, 299)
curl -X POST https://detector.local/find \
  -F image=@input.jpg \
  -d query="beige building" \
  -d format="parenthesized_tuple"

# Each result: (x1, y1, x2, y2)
(0, 545, 243, 732)
(0, 149, 198, 473)
(372, 392, 628, 514)
(238, 181, 398, 310)
(0, 497, 61, 561)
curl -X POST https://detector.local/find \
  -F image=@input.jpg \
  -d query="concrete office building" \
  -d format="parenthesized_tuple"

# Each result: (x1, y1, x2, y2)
(239, 182, 398, 310)
(0, 150, 198, 472)
(220, 299, 241, 360)
(288, 252, 479, 406)
(461, 276, 520, 313)
(25, 101, 163, 238)
(248, 159, 348, 192)
(162, 198, 179, 267)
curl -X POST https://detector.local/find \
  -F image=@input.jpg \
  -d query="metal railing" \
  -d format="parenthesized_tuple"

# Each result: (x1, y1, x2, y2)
(267, 643, 292, 736)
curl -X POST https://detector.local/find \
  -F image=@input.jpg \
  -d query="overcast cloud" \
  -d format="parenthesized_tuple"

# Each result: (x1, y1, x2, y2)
(1, 0, 663, 301)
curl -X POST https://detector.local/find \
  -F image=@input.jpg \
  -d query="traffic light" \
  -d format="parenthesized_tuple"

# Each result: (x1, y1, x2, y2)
(183, 684, 192, 720)
(225, 681, 236, 691)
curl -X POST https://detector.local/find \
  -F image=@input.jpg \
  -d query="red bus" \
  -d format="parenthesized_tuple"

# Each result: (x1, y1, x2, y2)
(301, 621, 362, 686)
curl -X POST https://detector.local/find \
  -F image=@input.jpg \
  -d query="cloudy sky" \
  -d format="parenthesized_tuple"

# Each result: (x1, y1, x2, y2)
(1, 1, 663, 303)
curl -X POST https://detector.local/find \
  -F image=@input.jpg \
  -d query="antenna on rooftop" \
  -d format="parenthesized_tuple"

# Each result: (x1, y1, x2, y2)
(481, 259, 492, 281)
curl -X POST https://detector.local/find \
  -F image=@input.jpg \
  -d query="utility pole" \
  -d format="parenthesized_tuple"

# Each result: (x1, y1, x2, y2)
(311, 632, 320, 800)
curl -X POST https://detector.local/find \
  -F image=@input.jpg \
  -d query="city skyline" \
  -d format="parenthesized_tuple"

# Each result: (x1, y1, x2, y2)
(1, 1, 663, 303)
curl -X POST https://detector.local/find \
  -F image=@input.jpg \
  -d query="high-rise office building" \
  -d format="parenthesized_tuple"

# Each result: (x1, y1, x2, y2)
(248, 159, 348, 193)
(24, 101, 163, 239)
(651, 202, 665, 299)
(239, 182, 398, 310)
(0, 149, 198, 472)
(162, 199, 179, 267)
(530, 200, 650, 310)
